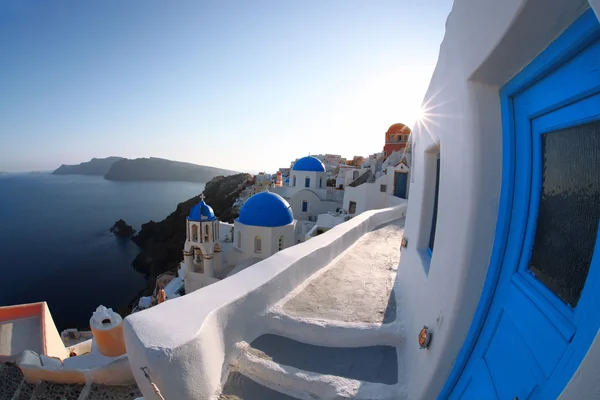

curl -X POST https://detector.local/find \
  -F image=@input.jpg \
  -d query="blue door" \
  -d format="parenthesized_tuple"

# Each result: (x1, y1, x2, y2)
(449, 11, 600, 400)
(394, 172, 407, 198)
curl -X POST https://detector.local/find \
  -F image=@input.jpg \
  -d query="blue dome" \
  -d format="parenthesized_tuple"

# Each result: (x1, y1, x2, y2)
(237, 192, 293, 227)
(189, 200, 216, 221)
(292, 156, 326, 172)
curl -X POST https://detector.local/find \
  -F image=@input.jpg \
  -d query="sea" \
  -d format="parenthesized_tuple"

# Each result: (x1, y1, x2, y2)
(0, 173, 205, 331)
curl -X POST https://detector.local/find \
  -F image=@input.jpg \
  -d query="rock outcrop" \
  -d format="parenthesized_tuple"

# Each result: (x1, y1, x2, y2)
(131, 173, 252, 279)
(104, 157, 236, 183)
(52, 157, 124, 176)
(110, 219, 136, 238)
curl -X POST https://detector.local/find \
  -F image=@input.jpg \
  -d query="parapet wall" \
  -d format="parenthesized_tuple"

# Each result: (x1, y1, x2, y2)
(123, 203, 406, 399)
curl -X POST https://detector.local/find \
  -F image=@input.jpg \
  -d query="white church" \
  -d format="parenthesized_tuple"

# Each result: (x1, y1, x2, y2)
(272, 156, 343, 222)
(181, 192, 297, 293)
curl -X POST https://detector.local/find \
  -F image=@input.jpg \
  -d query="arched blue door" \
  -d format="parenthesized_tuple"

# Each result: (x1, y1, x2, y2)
(449, 11, 600, 399)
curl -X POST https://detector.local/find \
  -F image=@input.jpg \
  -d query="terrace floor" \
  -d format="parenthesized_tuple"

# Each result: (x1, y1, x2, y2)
(283, 218, 404, 323)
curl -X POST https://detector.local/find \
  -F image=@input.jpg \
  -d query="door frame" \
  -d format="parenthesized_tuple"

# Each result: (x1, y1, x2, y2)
(439, 9, 600, 399)
(393, 170, 408, 198)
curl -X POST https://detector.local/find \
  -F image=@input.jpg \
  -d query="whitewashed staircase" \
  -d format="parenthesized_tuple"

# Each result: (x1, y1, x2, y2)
(220, 333, 402, 400)
(0, 362, 141, 400)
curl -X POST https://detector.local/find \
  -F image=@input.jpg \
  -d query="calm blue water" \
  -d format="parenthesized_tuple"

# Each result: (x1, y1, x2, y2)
(0, 173, 205, 330)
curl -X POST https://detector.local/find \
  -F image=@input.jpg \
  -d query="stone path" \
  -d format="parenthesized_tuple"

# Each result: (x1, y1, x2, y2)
(283, 218, 404, 323)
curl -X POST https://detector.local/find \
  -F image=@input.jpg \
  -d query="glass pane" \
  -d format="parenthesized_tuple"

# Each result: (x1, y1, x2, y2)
(429, 156, 440, 251)
(529, 121, 600, 307)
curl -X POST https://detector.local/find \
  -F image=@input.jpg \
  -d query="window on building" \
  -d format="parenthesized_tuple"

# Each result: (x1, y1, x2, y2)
(390, 134, 395, 141)
(349, 201, 357, 214)
(204, 225, 210, 242)
(429, 154, 441, 254)
(293, 175, 296, 186)
(278, 235, 284, 251)
(380, 184, 387, 193)
(319, 177, 323, 188)
(302, 200, 308, 212)
(305, 177, 310, 187)
(192, 224, 198, 242)
(237, 231, 241, 248)
(254, 236, 261, 253)
(352, 171, 359, 180)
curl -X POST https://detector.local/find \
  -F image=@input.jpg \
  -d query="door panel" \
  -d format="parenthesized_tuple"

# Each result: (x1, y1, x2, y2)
(502, 284, 568, 376)
(459, 360, 498, 400)
(394, 172, 407, 198)
(484, 315, 542, 399)
(449, 15, 600, 399)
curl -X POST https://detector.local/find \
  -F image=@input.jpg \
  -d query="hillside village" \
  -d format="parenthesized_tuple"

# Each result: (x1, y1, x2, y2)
(2, 2, 600, 399)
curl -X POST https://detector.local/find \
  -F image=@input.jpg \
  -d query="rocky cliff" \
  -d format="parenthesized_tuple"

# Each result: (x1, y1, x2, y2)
(104, 157, 236, 183)
(52, 157, 124, 175)
(131, 173, 252, 279)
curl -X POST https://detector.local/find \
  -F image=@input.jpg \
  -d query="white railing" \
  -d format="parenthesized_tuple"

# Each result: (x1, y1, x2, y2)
(123, 203, 407, 400)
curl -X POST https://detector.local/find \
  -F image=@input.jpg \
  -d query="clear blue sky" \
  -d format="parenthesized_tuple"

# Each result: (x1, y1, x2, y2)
(0, 0, 453, 173)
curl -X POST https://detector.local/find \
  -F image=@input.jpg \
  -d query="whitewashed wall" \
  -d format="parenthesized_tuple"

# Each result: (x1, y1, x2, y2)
(288, 171, 327, 191)
(123, 204, 406, 400)
(288, 189, 340, 221)
(395, 0, 596, 399)
(232, 221, 295, 261)
(219, 222, 234, 242)
(343, 167, 368, 186)
(385, 164, 410, 198)
(342, 175, 388, 215)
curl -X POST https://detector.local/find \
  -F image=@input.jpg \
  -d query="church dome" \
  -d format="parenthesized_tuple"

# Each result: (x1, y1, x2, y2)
(386, 123, 412, 135)
(292, 156, 326, 172)
(237, 192, 293, 227)
(189, 200, 216, 221)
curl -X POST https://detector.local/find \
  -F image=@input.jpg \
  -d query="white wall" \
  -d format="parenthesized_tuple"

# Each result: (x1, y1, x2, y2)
(233, 221, 296, 261)
(395, 1, 596, 399)
(288, 171, 327, 191)
(386, 163, 410, 198)
(219, 222, 234, 242)
(123, 204, 406, 400)
(342, 175, 388, 215)
(288, 189, 340, 221)
(325, 187, 344, 204)
(343, 167, 368, 186)
(184, 272, 219, 294)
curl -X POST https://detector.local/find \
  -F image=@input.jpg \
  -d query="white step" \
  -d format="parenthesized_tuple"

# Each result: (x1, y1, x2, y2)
(230, 341, 403, 400)
(262, 309, 402, 348)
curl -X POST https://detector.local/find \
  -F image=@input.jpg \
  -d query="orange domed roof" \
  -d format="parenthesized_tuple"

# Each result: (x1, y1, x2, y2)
(386, 123, 411, 135)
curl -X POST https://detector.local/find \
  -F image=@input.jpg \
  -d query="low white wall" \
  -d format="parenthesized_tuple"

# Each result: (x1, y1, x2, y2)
(123, 204, 406, 400)
(18, 349, 134, 385)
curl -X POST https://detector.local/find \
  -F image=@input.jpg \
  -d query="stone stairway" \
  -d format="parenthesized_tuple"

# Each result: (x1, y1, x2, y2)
(0, 363, 141, 400)
(222, 335, 400, 400)
(219, 219, 406, 400)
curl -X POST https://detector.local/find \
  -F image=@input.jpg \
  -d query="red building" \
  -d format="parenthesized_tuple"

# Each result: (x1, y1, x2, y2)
(383, 123, 411, 158)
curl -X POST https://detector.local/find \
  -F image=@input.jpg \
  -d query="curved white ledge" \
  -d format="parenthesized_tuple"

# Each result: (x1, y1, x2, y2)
(123, 203, 407, 399)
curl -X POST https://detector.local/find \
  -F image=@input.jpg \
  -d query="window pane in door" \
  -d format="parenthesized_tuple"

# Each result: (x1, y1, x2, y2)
(429, 156, 440, 252)
(529, 121, 600, 307)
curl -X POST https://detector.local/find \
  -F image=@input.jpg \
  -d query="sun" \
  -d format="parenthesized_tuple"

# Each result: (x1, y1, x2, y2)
(414, 106, 426, 123)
